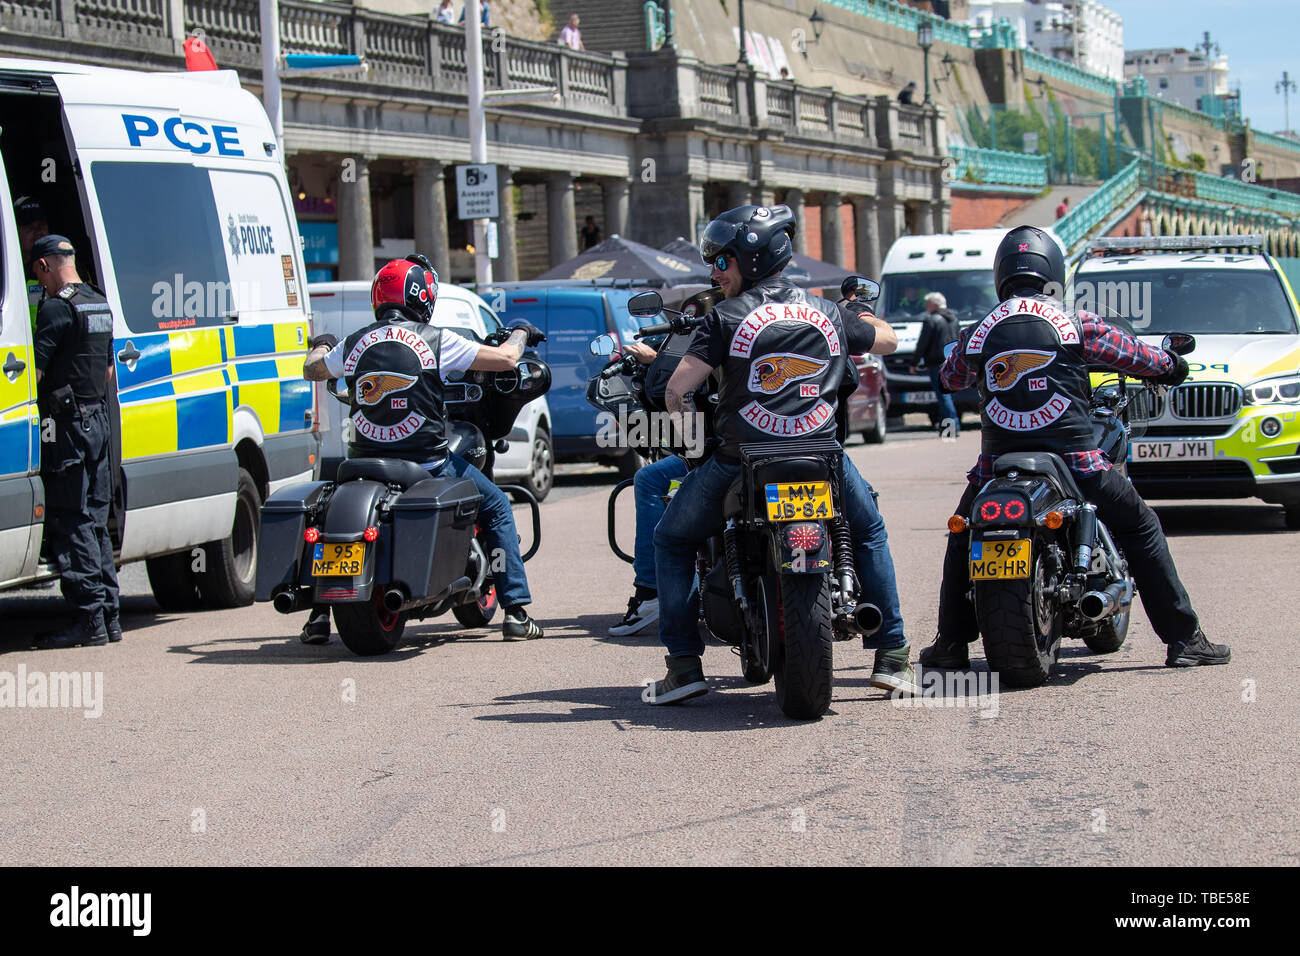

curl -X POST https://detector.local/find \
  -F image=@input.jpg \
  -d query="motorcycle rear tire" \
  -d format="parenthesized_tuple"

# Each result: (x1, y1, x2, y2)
(334, 597, 406, 656)
(772, 573, 834, 719)
(453, 584, 499, 628)
(975, 548, 1062, 687)
(1082, 601, 1130, 654)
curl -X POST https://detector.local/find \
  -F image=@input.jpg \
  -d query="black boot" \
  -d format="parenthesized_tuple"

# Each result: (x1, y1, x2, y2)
(299, 607, 332, 645)
(34, 613, 109, 649)
(1165, 630, 1230, 668)
(918, 633, 971, 669)
(105, 609, 123, 644)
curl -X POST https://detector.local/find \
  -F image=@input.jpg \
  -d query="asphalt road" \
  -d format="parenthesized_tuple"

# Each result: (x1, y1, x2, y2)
(2, 421, 1297, 866)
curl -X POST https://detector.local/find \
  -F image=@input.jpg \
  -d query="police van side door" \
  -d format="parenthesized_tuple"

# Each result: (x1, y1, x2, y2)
(0, 153, 40, 584)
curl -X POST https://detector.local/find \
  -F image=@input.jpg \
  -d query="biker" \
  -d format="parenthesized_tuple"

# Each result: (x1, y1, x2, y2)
(303, 255, 546, 642)
(643, 204, 914, 704)
(918, 225, 1230, 670)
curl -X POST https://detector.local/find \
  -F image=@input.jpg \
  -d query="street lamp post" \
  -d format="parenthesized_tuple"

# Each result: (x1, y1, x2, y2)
(737, 0, 749, 64)
(917, 20, 933, 106)
(465, 3, 492, 288)
(1278, 71, 1297, 136)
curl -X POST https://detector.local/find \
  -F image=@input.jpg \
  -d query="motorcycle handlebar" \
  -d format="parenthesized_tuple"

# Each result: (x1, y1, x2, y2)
(600, 356, 632, 379)
(635, 321, 673, 338)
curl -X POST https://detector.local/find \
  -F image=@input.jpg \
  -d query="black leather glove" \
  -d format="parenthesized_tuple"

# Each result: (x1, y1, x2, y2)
(1153, 349, 1189, 387)
(509, 323, 547, 347)
(309, 333, 339, 351)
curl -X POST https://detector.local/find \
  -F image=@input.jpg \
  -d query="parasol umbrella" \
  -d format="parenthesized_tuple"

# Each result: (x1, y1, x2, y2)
(536, 235, 711, 285)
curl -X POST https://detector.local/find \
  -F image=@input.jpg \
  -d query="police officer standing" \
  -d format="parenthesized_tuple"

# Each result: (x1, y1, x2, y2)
(29, 235, 122, 649)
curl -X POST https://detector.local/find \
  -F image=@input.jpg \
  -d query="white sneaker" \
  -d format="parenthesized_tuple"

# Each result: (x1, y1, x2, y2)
(609, 596, 660, 636)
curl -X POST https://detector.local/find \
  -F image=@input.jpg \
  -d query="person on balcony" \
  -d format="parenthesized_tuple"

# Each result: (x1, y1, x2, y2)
(898, 81, 917, 105)
(559, 13, 584, 51)
(460, 0, 489, 27)
(435, 0, 455, 24)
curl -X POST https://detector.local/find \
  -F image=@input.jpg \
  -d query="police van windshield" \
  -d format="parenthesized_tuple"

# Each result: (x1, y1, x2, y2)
(1072, 269, 1298, 335)
(880, 271, 998, 322)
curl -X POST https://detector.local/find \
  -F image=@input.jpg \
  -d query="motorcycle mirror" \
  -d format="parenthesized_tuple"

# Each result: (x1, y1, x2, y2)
(589, 333, 619, 356)
(327, 378, 350, 405)
(628, 290, 664, 318)
(842, 276, 880, 303)
(1161, 332, 1196, 356)
(517, 360, 552, 398)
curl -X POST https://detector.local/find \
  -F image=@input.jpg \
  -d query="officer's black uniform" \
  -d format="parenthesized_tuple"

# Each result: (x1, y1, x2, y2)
(32, 236, 120, 647)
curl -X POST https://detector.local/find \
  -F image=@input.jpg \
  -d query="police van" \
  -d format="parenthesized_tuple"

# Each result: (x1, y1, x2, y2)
(0, 58, 316, 606)
(1073, 235, 1300, 528)
(876, 229, 1007, 421)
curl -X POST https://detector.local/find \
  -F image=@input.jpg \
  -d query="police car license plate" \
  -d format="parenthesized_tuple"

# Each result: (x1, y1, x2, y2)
(1127, 440, 1215, 462)
(312, 542, 366, 576)
(765, 482, 833, 522)
(969, 539, 1031, 580)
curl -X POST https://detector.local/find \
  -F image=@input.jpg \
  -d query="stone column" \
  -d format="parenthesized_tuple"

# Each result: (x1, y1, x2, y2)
(496, 167, 519, 282)
(851, 195, 881, 278)
(546, 171, 578, 267)
(726, 181, 752, 209)
(785, 187, 807, 254)
(603, 176, 630, 238)
(687, 179, 707, 243)
(929, 200, 949, 235)
(336, 155, 374, 281)
(821, 191, 844, 268)
(757, 185, 776, 207)
(413, 159, 451, 280)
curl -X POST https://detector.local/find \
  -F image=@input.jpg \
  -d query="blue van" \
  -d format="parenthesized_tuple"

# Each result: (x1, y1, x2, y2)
(485, 281, 666, 467)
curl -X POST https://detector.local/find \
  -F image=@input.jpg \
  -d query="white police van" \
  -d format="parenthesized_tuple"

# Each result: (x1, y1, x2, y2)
(0, 58, 316, 607)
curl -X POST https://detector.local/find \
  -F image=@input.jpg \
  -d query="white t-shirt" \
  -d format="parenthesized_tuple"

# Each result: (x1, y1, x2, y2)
(322, 326, 480, 380)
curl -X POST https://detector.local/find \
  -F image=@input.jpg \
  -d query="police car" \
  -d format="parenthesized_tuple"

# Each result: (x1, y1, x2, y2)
(0, 59, 316, 605)
(1073, 235, 1300, 528)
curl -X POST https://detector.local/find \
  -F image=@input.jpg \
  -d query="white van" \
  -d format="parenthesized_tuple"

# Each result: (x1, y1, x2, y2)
(0, 59, 316, 607)
(308, 280, 554, 501)
(876, 229, 1007, 420)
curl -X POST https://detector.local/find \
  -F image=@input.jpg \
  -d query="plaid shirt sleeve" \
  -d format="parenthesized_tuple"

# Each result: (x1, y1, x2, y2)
(1080, 312, 1172, 377)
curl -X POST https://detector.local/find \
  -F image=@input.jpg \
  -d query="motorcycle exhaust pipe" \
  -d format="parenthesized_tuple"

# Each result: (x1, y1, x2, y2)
(273, 589, 305, 614)
(852, 602, 883, 637)
(1080, 581, 1129, 621)
(382, 587, 407, 614)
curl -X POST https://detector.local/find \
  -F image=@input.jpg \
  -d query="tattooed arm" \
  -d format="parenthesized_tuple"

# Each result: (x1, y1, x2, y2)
(665, 355, 714, 416)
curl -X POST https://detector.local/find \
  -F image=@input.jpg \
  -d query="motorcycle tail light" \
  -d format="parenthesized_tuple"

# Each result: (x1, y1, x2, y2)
(784, 522, 824, 552)
(363, 526, 379, 542)
(1003, 499, 1026, 520)
(947, 515, 967, 534)
(1043, 511, 1064, 530)
(303, 527, 320, 543)
(979, 501, 1002, 521)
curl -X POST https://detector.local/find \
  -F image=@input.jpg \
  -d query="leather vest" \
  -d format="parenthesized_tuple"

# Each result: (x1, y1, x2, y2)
(712, 277, 848, 453)
(38, 284, 114, 409)
(966, 293, 1095, 456)
(342, 313, 449, 462)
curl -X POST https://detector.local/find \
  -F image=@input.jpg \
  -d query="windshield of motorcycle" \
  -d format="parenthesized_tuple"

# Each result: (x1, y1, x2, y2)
(879, 270, 998, 322)
(1072, 269, 1298, 335)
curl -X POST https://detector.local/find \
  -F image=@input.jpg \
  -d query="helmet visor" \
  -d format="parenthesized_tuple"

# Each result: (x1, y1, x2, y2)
(700, 219, 742, 264)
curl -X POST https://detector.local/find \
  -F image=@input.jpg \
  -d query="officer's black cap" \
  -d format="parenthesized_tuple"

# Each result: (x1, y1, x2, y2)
(29, 234, 75, 266)
(13, 195, 45, 226)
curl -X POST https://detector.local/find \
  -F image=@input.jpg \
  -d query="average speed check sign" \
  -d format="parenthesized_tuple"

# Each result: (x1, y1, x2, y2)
(456, 163, 499, 220)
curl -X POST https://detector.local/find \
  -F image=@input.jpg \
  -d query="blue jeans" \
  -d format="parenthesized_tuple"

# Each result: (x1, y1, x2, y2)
(431, 452, 531, 608)
(633, 455, 690, 590)
(930, 368, 959, 433)
(653, 453, 906, 658)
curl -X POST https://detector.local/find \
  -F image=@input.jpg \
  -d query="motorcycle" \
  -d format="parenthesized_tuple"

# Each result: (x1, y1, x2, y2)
(953, 327, 1196, 687)
(590, 284, 883, 719)
(255, 332, 550, 656)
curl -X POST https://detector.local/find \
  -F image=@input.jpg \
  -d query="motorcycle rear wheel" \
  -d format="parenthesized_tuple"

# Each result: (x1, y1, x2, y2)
(1082, 598, 1130, 654)
(772, 573, 834, 719)
(741, 574, 777, 684)
(975, 547, 1062, 687)
(334, 596, 406, 656)
(453, 584, 499, 628)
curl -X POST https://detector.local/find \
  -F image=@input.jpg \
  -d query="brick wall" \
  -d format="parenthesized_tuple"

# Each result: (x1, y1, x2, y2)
(950, 191, 1034, 230)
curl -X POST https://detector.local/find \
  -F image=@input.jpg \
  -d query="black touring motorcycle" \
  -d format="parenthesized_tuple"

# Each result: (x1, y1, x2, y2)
(255, 337, 549, 656)
(954, 324, 1196, 686)
(589, 286, 883, 719)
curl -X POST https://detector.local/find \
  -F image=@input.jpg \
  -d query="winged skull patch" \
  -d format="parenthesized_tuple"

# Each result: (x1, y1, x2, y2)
(748, 353, 829, 394)
(356, 371, 418, 406)
(985, 349, 1056, 392)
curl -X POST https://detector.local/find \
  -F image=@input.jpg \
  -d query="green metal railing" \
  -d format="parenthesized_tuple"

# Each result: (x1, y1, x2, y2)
(1151, 162, 1300, 217)
(1251, 127, 1300, 158)
(949, 145, 1047, 187)
(1022, 48, 1118, 99)
(1053, 158, 1143, 252)
(823, 0, 972, 47)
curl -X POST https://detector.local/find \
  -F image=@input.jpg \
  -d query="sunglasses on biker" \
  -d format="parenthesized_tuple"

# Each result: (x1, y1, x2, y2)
(712, 254, 734, 273)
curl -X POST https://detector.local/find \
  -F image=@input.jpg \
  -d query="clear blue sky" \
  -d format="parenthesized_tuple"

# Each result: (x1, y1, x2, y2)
(1107, 0, 1296, 134)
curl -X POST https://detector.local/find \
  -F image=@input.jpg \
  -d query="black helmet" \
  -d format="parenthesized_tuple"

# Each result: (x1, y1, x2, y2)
(994, 225, 1065, 300)
(700, 204, 795, 284)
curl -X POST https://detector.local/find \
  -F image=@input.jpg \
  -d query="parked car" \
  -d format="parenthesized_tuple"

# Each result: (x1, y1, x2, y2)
(845, 352, 890, 443)
(308, 280, 554, 501)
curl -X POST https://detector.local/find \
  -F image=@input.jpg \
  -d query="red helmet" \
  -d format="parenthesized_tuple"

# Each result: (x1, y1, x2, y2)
(371, 255, 439, 322)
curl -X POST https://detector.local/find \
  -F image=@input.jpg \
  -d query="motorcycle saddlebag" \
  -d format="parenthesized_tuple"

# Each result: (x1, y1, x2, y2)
(256, 481, 331, 602)
(389, 477, 482, 603)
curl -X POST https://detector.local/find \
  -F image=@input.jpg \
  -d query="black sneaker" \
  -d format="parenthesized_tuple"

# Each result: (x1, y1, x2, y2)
(918, 634, 970, 669)
(34, 614, 109, 650)
(105, 610, 123, 644)
(299, 608, 332, 645)
(503, 609, 544, 641)
(642, 655, 708, 705)
(1165, 630, 1230, 668)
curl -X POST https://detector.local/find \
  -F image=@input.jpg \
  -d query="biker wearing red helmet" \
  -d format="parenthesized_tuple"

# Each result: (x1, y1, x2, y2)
(303, 254, 548, 642)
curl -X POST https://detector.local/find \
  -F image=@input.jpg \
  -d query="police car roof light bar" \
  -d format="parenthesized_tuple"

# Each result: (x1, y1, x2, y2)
(278, 54, 368, 78)
(1087, 234, 1264, 255)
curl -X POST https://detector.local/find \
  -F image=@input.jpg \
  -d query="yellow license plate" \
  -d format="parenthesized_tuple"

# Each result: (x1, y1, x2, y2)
(969, 539, 1031, 580)
(311, 542, 367, 577)
(764, 482, 834, 522)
